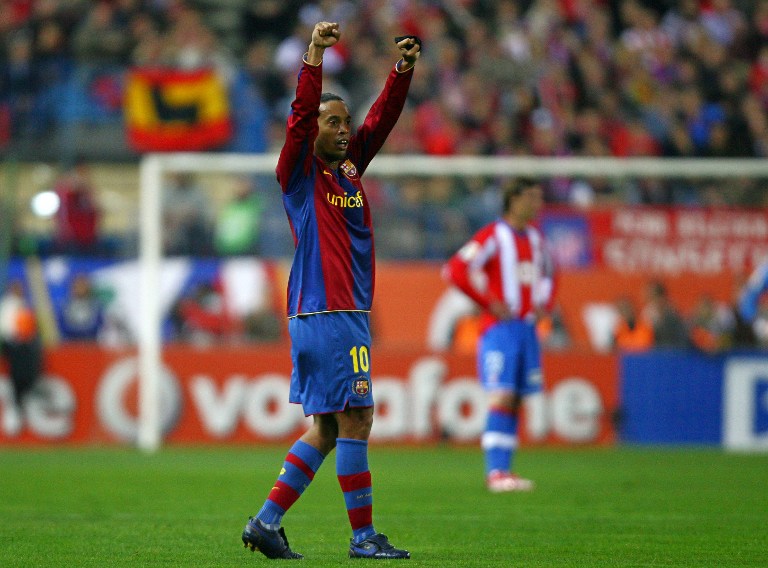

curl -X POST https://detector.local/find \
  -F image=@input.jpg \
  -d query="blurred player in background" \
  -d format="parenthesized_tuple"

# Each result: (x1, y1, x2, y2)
(738, 259, 768, 345)
(444, 179, 554, 493)
(240, 21, 419, 560)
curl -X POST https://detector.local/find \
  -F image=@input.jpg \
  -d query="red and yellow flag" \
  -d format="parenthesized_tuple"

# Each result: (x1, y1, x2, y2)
(125, 68, 232, 151)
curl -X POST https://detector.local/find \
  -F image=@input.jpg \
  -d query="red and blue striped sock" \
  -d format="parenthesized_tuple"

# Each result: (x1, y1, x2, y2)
(336, 438, 375, 543)
(481, 406, 518, 476)
(257, 440, 325, 527)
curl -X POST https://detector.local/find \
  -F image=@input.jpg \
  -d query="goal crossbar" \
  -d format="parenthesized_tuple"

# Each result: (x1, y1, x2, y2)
(144, 153, 768, 177)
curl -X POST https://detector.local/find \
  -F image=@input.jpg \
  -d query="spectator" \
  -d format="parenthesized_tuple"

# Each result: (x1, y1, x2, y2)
(228, 52, 271, 153)
(161, 172, 213, 256)
(751, 304, 768, 348)
(242, 0, 300, 45)
(744, 0, 768, 60)
(619, 0, 672, 73)
(749, 44, 768, 106)
(662, 119, 697, 157)
(612, 296, 654, 352)
(0, 279, 43, 435)
(241, 308, 282, 344)
(163, 5, 236, 82)
(422, 176, 470, 259)
(701, 0, 748, 48)
(238, 38, 289, 121)
(171, 281, 237, 346)
(661, 0, 705, 50)
(71, 1, 130, 65)
(52, 158, 101, 255)
(641, 280, 690, 349)
(373, 177, 426, 260)
(725, 276, 758, 349)
(56, 273, 105, 341)
(219, 257, 284, 344)
(32, 19, 73, 132)
(609, 116, 662, 157)
(128, 11, 165, 65)
(213, 176, 265, 257)
(1, 32, 37, 137)
(537, 304, 570, 351)
(688, 293, 735, 353)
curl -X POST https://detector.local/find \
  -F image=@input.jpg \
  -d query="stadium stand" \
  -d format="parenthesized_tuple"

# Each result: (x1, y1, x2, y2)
(1, 1, 767, 169)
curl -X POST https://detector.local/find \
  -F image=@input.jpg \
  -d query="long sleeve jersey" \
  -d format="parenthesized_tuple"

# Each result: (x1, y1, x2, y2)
(276, 58, 413, 317)
(443, 219, 555, 333)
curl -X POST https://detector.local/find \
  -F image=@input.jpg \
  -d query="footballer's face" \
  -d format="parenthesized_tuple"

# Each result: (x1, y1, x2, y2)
(315, 99, 351, 166)
(508, 185, 544, 226)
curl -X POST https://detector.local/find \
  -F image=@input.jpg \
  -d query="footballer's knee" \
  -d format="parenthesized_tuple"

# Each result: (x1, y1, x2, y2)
(337, 406, 373, 440)
(301, 414, 338, 454)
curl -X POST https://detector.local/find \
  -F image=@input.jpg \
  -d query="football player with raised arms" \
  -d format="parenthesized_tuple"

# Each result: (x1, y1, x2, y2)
(240, 21, 420, 560)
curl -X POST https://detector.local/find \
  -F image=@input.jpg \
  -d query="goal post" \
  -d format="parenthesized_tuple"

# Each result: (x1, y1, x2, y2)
(138, 153, 281, 451)
(137, 153, 768, 452)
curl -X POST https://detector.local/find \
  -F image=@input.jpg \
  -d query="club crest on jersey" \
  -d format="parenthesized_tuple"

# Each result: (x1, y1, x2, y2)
(340, 159, 358, 179)
(353, 378, 370, 396)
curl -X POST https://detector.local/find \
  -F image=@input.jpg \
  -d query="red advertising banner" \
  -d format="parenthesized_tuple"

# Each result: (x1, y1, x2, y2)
(545, 206, 768, 275)
(0, 345, 618, 447)
(595, 208, 768, 274)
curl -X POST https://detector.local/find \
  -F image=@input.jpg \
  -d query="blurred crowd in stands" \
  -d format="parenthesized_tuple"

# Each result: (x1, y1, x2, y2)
(1, 1, 768, 202)
(609, 278, 759, 352)
(5, 264, 768, 352)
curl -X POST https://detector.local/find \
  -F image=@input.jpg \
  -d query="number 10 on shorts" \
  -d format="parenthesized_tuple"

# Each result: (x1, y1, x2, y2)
(349, 345, 370, 374)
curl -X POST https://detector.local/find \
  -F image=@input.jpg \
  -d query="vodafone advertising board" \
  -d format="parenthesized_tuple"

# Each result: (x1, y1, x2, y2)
(0, 345, 618, 446)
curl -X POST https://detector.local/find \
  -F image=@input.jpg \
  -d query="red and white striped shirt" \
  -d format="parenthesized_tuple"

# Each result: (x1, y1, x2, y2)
(443, 219, 555, 332)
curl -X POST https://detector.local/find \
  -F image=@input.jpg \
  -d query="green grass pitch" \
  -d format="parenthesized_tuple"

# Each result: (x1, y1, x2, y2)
(1, 446, 766, 567)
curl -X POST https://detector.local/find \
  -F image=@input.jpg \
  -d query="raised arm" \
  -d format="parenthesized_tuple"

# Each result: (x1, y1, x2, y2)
(347, 36, 421, 175)
(276, 22, 341, 192)
(394, 35, 421, 73)
(306, 21, 340, 65)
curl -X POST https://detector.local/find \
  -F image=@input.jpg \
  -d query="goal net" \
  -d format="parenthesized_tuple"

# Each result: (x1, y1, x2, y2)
(137, 153, 768, 451)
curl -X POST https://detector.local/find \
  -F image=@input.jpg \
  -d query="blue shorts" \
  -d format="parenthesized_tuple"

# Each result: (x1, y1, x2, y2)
(288, 311, 374, 416)
(477, 319, 543, 396)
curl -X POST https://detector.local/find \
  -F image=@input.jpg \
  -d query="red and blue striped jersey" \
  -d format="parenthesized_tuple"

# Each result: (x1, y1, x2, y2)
(276, 59, 413, 317)
(443, 219, 555, 332)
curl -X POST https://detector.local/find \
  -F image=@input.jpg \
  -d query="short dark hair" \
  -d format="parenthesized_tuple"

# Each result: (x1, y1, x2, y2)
(502, 178, 540, 213)
(320, 92, 344, 104)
